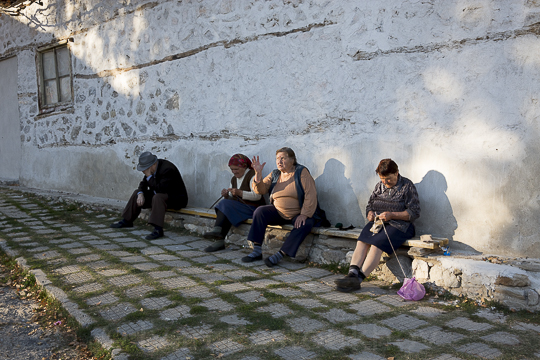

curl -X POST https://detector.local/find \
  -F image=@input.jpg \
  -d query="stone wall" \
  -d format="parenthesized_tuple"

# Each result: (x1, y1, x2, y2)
(1, 1, 540, 257)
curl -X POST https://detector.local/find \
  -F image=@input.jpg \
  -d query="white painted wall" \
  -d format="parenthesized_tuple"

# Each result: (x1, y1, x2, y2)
(1, 0, 540, 257)
(0, 56, 21, 182)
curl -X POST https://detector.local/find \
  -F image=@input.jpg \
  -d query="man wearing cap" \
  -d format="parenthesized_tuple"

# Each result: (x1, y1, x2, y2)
(110, 151, 188, 240)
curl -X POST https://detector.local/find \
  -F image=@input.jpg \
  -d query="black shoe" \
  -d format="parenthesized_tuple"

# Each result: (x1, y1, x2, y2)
(241, 254, 262, 263)
(145, 229, 164, 240)
(110, 220, 133, 228)
(334, 275, 361, 292)
(203, 231, 225, 241)
(264, 258, 276, 268)
(204, 240, 225, 252)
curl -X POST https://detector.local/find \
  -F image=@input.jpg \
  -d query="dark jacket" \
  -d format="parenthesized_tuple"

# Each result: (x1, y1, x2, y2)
(138, 159, 188, 209)
(230, 168, 266, 207)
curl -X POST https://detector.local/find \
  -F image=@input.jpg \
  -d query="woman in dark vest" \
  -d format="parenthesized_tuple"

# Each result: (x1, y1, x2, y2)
(203, 154, 266, 252)
(243, 147, 328, 267)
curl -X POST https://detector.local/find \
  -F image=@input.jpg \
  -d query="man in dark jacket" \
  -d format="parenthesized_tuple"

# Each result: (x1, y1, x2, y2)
(111, 151, 188, 240)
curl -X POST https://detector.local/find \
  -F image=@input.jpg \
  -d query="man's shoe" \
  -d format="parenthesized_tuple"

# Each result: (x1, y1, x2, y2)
(204, 240, 225, 252)
(110, 220, 133, 228)
(334, 275, 361, 292)
(264, 258, 275, 268)
(203, 231, 225, 241)
(145, 229, 164, 240)
(241, 254, 262, 263)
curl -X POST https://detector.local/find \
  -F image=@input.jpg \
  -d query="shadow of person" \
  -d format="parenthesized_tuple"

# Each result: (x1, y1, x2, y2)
(315, 158, 363, 227)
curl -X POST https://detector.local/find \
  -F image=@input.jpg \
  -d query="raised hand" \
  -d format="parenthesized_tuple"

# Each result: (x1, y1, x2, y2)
(251, 156, 266, 174)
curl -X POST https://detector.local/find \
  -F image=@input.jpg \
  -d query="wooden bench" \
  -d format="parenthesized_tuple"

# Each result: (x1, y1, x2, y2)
(171, 207, 448, 250)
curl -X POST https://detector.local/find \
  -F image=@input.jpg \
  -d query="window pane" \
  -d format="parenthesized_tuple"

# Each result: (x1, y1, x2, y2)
(42, 51, 56, 79)
(44, 79, 58, 104)
(56, 47, 70, 76)
(59, 76, 71, 102)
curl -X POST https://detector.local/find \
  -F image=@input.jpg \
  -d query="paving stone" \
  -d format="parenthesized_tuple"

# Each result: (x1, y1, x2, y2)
(73, 283, 104, 294)
(320, 308, 360, 323)
(117, 320, 154, 336)
(194, 273, 230, 284)
(200, 298, 235, 311)
(278, 261, 306, 270)
(428, 355, 464, 360)
(108, 251, 133, 257)
(138, 335, 170, 352)
(290, 298, 327, 308)
(389, 339, 430, 353)
(411, 326, 465, 345)
(348, 323, 392, 339)
(286, 316, 325, 333)
(141, 297, 173, 310)
(85, 240, 110, 246)
(274, 346, 316, 360)
(102, 232, 126, 238)
(112, 237, 139, 243)
(381, 314, 428, 331)
(273, 273, 312, 283)
(47, 257, 67, 265)
(179, 267, 210, 275)
(95, 244, 121, 250)
(295, 267, 333, 278)
(160, 305, 192, 321)
(176, 324, 213, 339)
(148, 270, 178, 278)
(480, 331, 520, 345)
(148, 239, 176, 246)
(214, 251, 246, 260)
(456, 342, 502, 359)
(132, 262, 161, 270)
(446, 317, 494, 332)
(65, 271, 94, 284)
(232, 258, 263, 267)
(217, 283, 250, 292)
(77, 254, 102, 262)
(141, 246, 166, 255)
(35, 229, 56, 234)
(18, 242, 40, 247)
(513, 321, 540, 333)
(186, 239, 214, 249)
(122, 241, 148, 248)
(179, 285, 215, 299)
(161, 260, 192, 268)
(160, 348, 192, 360)
(245, 279, 281, 288)
(349, 300, 392, 316)
(249, 330, 287, 345)
(318, 291, 360, 303)
(27, 246, 50, 253)
(159, 276, 198, 289)
(87, 260, 112, 270)
(177, 250, 206, 258)
(96, 228, 115, 233)
(235, 290, 267, 303)
(34, 250, 62, 260)
(149, 254, 180, 261)
(220, 314, 251, 325)
(268, 288, 303, 297)
(125, 285, 155, 298)
(167, 234, 200, 243)
(474, 309, 507, 323)
(79, 235, 100, 240)
(311, 329, 362, 350)
(68, 247, 93, 254)
(163, 244, 192, 252)
(108, 275, 143, 287)
(218, 269, 256, 279)
(208, 339, 244, 357)
(347, 351, 386, 360)
(58, 242, 85, 249)
(100, 303, 138, 321)
(410, 306, 447, 318)
(98, 269, 128, 277)
(376, 294, 410, 307)
(258, 303, 293, 318)
(54, 265, 81, 275)
(87, 292, 120, 306)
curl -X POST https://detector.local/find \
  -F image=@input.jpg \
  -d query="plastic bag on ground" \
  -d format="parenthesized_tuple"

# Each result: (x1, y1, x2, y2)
(397, 277, 426, 301)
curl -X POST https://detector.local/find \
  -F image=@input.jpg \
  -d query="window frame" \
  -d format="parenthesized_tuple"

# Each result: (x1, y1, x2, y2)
(36, 40, 73, 112)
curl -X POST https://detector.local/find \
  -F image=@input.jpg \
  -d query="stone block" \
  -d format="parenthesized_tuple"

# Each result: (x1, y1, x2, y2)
(527, 289, 539, 306)
(412, 259, 429, 282)
(429, 264, 460, 288)
(494, 274, 530, 287)
(492, 285, 526, 301)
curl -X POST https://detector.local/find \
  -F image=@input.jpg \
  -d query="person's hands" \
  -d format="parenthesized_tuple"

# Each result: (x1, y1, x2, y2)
(251, 156, 266, 174)
(367, 211, 376, 222)
(378, 212, 393, 221)
(221, 188, 228, 197)
(294, 214, 308, 228)
(229, 188, 243, 198)
(136, 193, 145, 207)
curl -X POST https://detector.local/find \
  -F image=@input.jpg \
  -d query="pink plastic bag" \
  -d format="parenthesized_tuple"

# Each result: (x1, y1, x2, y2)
(397, 277, 425, 301)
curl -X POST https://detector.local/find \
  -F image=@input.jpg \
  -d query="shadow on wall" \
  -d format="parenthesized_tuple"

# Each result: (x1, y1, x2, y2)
(315, 158, 362, 227)
(415, 170, 478, 253)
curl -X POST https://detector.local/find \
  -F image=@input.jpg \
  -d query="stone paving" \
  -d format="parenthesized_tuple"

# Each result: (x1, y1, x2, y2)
(1, 189, 540, 359)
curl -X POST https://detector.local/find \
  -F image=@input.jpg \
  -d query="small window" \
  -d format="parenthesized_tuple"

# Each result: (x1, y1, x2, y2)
(37, 45, 72, 107)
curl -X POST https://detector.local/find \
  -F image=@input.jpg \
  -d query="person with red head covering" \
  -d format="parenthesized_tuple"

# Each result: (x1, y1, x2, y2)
(203, 154, 266, 252)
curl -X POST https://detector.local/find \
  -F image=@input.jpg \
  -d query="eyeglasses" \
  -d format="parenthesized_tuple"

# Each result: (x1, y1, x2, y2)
(276, 156, 290, 162)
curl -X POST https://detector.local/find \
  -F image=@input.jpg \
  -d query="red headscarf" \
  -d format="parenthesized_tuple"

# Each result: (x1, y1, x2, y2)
(228, 154, 252, 169)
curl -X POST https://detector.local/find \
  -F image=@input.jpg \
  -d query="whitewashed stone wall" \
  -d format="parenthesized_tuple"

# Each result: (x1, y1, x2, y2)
(1, 0, 540, 257)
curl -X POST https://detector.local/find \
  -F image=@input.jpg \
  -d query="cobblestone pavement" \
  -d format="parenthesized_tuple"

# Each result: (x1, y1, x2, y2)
(1, 188, 539, 359)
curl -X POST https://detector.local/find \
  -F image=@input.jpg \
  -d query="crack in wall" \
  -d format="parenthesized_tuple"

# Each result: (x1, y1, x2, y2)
(74, 20, 335, 80)
(351, 23, 540, 60)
